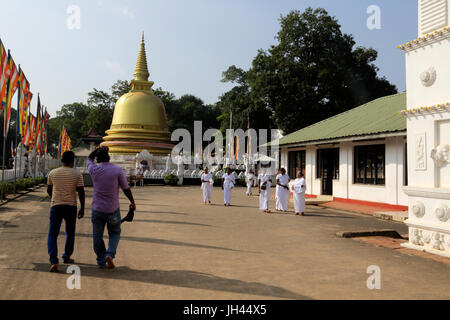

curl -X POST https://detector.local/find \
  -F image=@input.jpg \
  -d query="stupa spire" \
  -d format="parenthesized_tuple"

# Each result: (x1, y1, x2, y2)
(134, 32, 150, 82)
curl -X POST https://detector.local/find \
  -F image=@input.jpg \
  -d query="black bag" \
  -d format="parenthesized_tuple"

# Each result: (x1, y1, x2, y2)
(121, 205, 135, 223)
(261, 184, 267, 190)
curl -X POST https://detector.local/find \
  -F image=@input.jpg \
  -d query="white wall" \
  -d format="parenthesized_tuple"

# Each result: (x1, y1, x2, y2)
(281, 136, 408, 206)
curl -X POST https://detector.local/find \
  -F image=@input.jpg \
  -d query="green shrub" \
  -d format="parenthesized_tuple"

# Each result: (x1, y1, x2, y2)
(212, 175, 221, 187)
(236, 177, 246, 187)
(164, 174, 179, 186)
(0, 177, 47, 199)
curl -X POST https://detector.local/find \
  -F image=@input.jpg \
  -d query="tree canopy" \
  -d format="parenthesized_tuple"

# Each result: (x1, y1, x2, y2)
(219, 7, 397, 134)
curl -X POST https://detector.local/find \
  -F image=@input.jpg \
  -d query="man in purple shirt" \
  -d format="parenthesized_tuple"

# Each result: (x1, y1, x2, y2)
(87, 147, 136, 269)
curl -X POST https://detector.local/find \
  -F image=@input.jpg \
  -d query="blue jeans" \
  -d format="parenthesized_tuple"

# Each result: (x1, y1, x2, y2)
(48, 205, 77, 265)
(92, 209, 121, 266)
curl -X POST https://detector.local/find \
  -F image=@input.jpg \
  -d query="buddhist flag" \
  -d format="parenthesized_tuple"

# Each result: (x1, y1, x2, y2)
(11, 141, 14, 158)
(0, 40, 8, 114)
(17, 68, 31, 137)
(26, 114, 36, 148)
(34, 95, 42, 154)
(58, 125, 67, 158)
(3, 53, 19, 137)
(42, 108, 50, 154)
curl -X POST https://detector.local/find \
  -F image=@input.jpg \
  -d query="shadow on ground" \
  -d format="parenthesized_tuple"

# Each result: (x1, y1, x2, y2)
(70, 233, 250, 253)
(26, 262, 310, 300)
(132, 219, 213, 227)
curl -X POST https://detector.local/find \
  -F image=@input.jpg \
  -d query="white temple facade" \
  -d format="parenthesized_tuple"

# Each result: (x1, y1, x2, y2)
(399, 0, 450, 257)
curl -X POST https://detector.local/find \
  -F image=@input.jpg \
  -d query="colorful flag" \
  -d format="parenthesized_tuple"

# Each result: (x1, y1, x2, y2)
(17, 68, 31, 136)
(34, 95, 42, 154)
(58, 125, 67, 158)
(0, 40, 8, 114)
(42, 108, 50, 154)
(26, 114, 36, 148)
(10, 141, 14, 158)
(3, 54, 19, 137)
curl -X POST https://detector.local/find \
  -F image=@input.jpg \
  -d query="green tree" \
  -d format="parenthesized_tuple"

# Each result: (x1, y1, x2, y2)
(218, 65, 274, 132)
(245, 7, 397, 134)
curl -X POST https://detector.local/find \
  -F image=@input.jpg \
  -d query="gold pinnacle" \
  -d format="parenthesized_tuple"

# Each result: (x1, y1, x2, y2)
(133, 32, 150, 82)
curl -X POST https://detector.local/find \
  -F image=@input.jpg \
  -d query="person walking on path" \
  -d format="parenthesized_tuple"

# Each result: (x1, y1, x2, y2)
(47, 151, 85, 272)
(245, 170, 255, 196)
(259, 168, 273, 213)
(292, 171, 306, 216)
(200, 167, 213, 204)
(87, 147, 136, 269)
(222, 167, 235, 206)
(275, 168, 290, 212)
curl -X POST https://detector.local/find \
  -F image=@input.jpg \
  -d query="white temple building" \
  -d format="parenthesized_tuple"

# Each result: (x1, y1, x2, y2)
(398, 0, 450, 257)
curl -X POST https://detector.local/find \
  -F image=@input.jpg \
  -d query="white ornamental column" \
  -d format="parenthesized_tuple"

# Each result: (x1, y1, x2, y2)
(399, 0, 450, 257)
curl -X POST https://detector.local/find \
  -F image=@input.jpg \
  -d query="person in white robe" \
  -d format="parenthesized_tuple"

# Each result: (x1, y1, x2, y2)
(275, 168, 290, 212)
(245, 170, 255, 196)
(291, 172, 306, 216)
(259, 170, 273, 213)
(222, 167, 235, 206)
(200, 168, 213, 204)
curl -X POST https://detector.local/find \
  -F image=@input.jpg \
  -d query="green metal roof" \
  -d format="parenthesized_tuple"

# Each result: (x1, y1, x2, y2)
(279, 92, 406, 146)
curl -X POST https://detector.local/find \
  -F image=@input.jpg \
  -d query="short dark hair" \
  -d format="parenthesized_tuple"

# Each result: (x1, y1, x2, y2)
(96, 147, 110, 163)
(62, 151, 75, 165)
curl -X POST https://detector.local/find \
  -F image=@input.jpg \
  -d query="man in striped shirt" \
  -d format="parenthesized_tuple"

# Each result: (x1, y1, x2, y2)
(47, 151, 85, 272)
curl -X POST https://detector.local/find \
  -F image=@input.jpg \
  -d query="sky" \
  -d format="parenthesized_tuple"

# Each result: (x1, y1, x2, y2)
(0, 0, 418, 117)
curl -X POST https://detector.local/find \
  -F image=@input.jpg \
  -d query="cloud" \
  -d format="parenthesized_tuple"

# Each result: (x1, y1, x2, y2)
(122, 6, 135, 19)
(104, 60, 123, 74)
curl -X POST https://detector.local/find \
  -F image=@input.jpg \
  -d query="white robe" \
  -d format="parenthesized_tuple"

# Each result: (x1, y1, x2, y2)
(293, 178, 306, 213)
(275, 174, 290, 211)
(245, 173, 255, 195)
(223, 173, 235, 205)
(201, 172, 213, 203)
(259, 174, 272, 210)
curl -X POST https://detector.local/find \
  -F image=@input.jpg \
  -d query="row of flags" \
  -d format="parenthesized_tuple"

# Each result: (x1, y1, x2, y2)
(0, 37, 66, 159)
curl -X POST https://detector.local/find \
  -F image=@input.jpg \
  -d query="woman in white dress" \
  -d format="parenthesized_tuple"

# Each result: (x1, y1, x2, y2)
(222, 167, 235, 206)
(200, 167, 213, 204)
(245, 170, 255, 196)
(259, 170, 273, 213)
(275, 168, 290, 212)
(291, 171, 306, 216)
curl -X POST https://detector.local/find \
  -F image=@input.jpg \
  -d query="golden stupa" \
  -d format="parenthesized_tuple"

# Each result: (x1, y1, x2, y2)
(102, 34, 174, 155)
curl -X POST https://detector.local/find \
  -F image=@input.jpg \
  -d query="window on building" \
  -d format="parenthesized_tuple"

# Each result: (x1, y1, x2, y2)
(288, 150, 306, 179)
(354, 144, 385, 185)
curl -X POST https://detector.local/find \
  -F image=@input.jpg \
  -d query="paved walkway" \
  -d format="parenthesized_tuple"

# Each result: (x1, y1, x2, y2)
(0, 185, 448, 300)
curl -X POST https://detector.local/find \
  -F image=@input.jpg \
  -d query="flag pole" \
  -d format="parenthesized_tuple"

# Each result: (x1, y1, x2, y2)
(1, 50, 11, 202)
(13, 66, 21, 195)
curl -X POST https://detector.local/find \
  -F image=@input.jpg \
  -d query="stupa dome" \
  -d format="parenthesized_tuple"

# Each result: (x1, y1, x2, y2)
(102, 33, 174, 155)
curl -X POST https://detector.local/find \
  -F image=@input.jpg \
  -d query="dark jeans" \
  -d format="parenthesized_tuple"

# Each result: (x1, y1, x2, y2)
(47, 205, 77, 265)
(92, 209, 121, 266)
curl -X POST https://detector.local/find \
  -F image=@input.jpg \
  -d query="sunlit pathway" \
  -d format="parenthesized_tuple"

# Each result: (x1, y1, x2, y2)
(0, 185, 448, 300)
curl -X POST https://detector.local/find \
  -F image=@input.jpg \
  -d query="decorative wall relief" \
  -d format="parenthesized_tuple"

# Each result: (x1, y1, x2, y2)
(432, 233, 445, 251)
(431, 144, 450, 168)
(435, 204, 450, 222)
(411, 229, 424, 246)
(412, 201, 426, 218)
(415, 133, 427, 170)
(420, 67, 437, 87)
